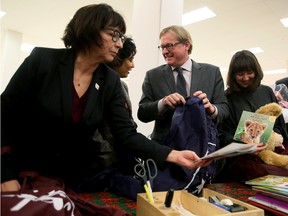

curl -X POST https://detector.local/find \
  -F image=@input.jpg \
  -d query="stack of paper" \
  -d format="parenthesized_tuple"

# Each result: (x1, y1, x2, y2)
(245, 175, 288, 215)
(201, 142, 256, 160)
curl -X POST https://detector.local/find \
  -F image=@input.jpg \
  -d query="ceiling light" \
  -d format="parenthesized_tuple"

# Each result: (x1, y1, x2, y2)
(280, 17, 288, 27)
(0, 10, 6, 18)
(182, 7, 216, 26)
(247, 47, 264, 54)
(231, 47, 264, 55)
(264, 69, 287, 75)
(21, 43, 35, 53)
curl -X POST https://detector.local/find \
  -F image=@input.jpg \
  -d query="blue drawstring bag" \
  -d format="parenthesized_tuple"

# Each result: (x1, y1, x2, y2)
(153, 96, 219, 194)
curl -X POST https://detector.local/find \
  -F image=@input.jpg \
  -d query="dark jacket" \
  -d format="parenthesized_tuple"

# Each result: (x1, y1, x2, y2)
(1, 47, 172, 186)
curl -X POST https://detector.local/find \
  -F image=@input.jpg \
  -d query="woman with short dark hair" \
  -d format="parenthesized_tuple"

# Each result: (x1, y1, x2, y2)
(1, 3, 206, 193)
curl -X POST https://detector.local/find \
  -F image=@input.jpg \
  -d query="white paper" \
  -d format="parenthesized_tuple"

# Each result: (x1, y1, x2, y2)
(201, 142, 256, 160)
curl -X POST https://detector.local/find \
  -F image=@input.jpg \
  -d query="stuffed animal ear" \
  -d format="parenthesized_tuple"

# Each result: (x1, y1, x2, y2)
(255, 102, 282, 117)
(272, 132, 284, 147)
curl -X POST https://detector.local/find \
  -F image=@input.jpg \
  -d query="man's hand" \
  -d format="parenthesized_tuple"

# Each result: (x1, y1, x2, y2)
(162, 93, 186, 109)
(193, 91, 215, 114)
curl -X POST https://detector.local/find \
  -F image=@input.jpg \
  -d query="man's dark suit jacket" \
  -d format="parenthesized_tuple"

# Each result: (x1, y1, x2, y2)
(1, 47, 172, 185)
(137, 60, 229, 144)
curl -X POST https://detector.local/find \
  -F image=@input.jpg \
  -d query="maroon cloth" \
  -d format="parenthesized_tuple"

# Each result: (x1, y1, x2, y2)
(214, 142, 288, 183)
(1, 172, 129, 216)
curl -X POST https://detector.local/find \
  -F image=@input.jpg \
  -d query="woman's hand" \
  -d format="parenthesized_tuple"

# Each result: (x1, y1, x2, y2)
(279, 100, 288, 108)
(253, 143, 267, 154)
(1, 179, 21, 192)
(166, 150, 210, 170)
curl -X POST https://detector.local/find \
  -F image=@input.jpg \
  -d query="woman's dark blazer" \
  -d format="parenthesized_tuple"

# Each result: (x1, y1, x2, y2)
(1, 47, 172, 183)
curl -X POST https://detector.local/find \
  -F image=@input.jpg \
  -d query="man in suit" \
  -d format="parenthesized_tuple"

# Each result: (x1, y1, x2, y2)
(137, 25, 229, 144)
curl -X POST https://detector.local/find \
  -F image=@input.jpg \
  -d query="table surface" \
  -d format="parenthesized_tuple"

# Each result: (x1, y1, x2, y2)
(78, 183, 251, 216)
(79, 191, 136, 216)
(79, 182, 281, 216)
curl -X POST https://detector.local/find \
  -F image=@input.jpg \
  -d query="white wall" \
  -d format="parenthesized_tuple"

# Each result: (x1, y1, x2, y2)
(1, 30, 23, 91)
(128, 0, 183, 136)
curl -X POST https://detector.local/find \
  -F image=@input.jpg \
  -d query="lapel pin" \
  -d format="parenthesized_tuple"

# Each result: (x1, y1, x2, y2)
(95, 83, 99, 90)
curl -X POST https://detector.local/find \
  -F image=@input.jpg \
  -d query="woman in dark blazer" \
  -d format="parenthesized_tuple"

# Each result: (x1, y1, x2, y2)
(1, 4, 206, 193)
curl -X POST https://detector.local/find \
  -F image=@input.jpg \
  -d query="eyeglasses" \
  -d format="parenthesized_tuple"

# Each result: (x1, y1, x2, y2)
(106, 28, 126, 43)
(158, 42, 182, 51)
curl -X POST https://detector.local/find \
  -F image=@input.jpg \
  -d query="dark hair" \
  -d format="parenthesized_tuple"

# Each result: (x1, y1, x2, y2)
(107, 37, 136, 68)
(62, 4, 126, 53)
(226, 50, 263, 94)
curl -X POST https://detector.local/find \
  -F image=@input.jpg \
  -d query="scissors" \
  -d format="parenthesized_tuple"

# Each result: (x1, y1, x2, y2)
(134, 158, 158, 191)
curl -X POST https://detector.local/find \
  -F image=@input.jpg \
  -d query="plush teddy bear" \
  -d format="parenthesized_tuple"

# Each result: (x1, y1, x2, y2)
(254, 102, 288, 169)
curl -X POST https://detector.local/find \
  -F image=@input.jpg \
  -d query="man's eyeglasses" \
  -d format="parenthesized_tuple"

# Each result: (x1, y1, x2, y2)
(158, 42, 182, 51)
(106, 28, 126, 43)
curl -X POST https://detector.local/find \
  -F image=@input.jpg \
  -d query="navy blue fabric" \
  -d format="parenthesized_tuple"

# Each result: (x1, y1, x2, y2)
(109, 172, 143, 200)
(107, 97, 219, 199)
(153, 96, 219, 194)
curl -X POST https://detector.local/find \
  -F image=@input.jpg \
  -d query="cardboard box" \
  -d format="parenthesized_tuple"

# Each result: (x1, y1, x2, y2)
(136, 188, 264, 216)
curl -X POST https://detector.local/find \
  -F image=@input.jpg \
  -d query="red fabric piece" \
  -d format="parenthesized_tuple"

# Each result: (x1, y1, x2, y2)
(1, 172, 129, 216)
(214, 141, 288, 183)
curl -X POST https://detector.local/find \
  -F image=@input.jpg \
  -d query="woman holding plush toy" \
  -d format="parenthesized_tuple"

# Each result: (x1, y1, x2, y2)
(215, 50, 288, 183)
